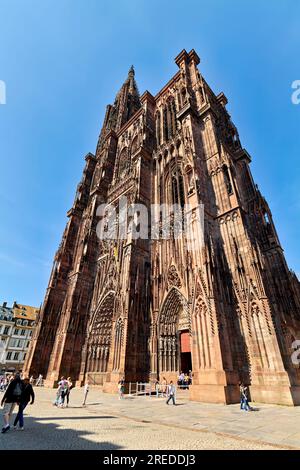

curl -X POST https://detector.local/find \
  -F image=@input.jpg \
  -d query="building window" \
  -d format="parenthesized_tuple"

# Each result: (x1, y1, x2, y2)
(23, 320, 28, 326)
(163, 107, 169, 142)
(13, 352, 19, 361)
(26, 341, 30, 348)
(23, 353, 27, 360)
(6, 352, 12, 360)
(9, 338, 17, 347)
(155, 111, 161, 146)
(171, 169, 185, 208)
(14, 328, 19, 335)
(20, 329, 26, 336)
(117, 147, 130, 178)
(16, 319, 22, 325)
(3, 326, 10, 335)
(28, 331, 33, 337)
(223, 165, 233, 195)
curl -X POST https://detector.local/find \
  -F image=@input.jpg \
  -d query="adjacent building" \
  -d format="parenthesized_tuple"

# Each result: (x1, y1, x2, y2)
(0, 303, 14, 371)
(0, 301, 39, 372)
(24, 50, 300, 405)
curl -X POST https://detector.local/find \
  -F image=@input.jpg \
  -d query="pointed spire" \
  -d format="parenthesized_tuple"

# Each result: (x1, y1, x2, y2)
(114, 65, 141, 128)
(126, 65, 137, 94)
(98, 65, 141, 147)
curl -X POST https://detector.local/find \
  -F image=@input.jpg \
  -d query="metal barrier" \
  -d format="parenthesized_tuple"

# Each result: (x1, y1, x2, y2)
(33, 378, 44, 387)
(128, 382, 153, 397)
(127, 382, 190, 398)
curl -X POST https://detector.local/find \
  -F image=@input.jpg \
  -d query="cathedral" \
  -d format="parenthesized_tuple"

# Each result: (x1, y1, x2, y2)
(24, 49, 300, 405)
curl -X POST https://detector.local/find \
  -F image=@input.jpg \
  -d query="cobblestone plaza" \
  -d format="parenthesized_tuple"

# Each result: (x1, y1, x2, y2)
(1, 387, 300, 450)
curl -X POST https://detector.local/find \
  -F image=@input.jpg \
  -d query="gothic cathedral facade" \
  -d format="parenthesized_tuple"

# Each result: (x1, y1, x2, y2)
(24, 50, 300, 405)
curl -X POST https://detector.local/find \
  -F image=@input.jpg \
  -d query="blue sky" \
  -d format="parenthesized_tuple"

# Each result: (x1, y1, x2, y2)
(0, 0, 299, 307)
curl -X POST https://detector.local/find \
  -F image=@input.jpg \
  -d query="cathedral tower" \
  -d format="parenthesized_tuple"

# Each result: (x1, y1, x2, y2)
(24, 50, 300, 405)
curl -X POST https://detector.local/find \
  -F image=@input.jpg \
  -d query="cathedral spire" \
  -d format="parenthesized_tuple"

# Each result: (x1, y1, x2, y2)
(127, 65, 136, 93)
(100, 65, 141, 139)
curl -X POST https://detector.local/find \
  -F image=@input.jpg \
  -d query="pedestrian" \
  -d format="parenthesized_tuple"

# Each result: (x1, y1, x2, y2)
(13, 377, 35, 430)
(155, 380, 160, 398)
(58, 376, 68, 407)
(53, 385, 62, 407)
(161, 377, 167, 397)
(242, 385, 252, 411)
(1, 375, 8, 392)
(1, 373, 24, 433)
(0, 375, 5, 392)
(177, 371, 184, 387)
(118, 377, 125, 399)
(35, 374, 43, 386)
(166, 381, 176, 405)
(65, 377, 73, 407)
(239, 382, 245, 410)
(82, 380, 89, 406)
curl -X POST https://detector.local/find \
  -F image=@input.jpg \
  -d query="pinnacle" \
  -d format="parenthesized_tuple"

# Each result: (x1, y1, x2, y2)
(128, 65, 135, 76)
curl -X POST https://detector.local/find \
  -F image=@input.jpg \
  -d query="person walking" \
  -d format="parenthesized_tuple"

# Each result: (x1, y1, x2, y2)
(65, 377, 73, 407)
(53, 377, 66, 407)
(58, 377, 68, 408)
(166, 381, 176, 406)
(13, 377, 35, 430)
(155, 380, 160, 398)
(0, 375, 5, 392)
(242, 385, 252, 411)
(1, 373, 24, 433)
(161, 377, 167, 397)
(239, 382, 245, 410)
(35, 374, 43, 386)
(118, 377, 125, 399)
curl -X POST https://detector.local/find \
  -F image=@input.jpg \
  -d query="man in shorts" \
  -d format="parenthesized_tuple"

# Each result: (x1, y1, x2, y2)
(1, 372, 24, 433)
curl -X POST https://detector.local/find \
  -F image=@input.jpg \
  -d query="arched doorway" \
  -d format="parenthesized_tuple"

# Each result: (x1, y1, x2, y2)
(86, 292, 114, 384)
(158, 288, 192, 380)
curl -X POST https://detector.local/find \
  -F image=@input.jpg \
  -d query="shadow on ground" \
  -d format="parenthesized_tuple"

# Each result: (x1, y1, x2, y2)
(0, 415, 122, 450)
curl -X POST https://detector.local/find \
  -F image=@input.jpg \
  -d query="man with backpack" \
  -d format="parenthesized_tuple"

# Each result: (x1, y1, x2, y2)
(1, 372, 24, 433)
(13, 377, 35, 430)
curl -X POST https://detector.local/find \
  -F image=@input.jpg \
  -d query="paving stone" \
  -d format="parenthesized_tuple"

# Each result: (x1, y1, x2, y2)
(1, 387, 298, 450)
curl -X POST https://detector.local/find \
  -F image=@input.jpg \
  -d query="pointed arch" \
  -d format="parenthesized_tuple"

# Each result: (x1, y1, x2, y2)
(158, 287, 191, 373)
(86, 291, 115, 373)
(131, 135, 139, 155)
(117, 146, 130, 178)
